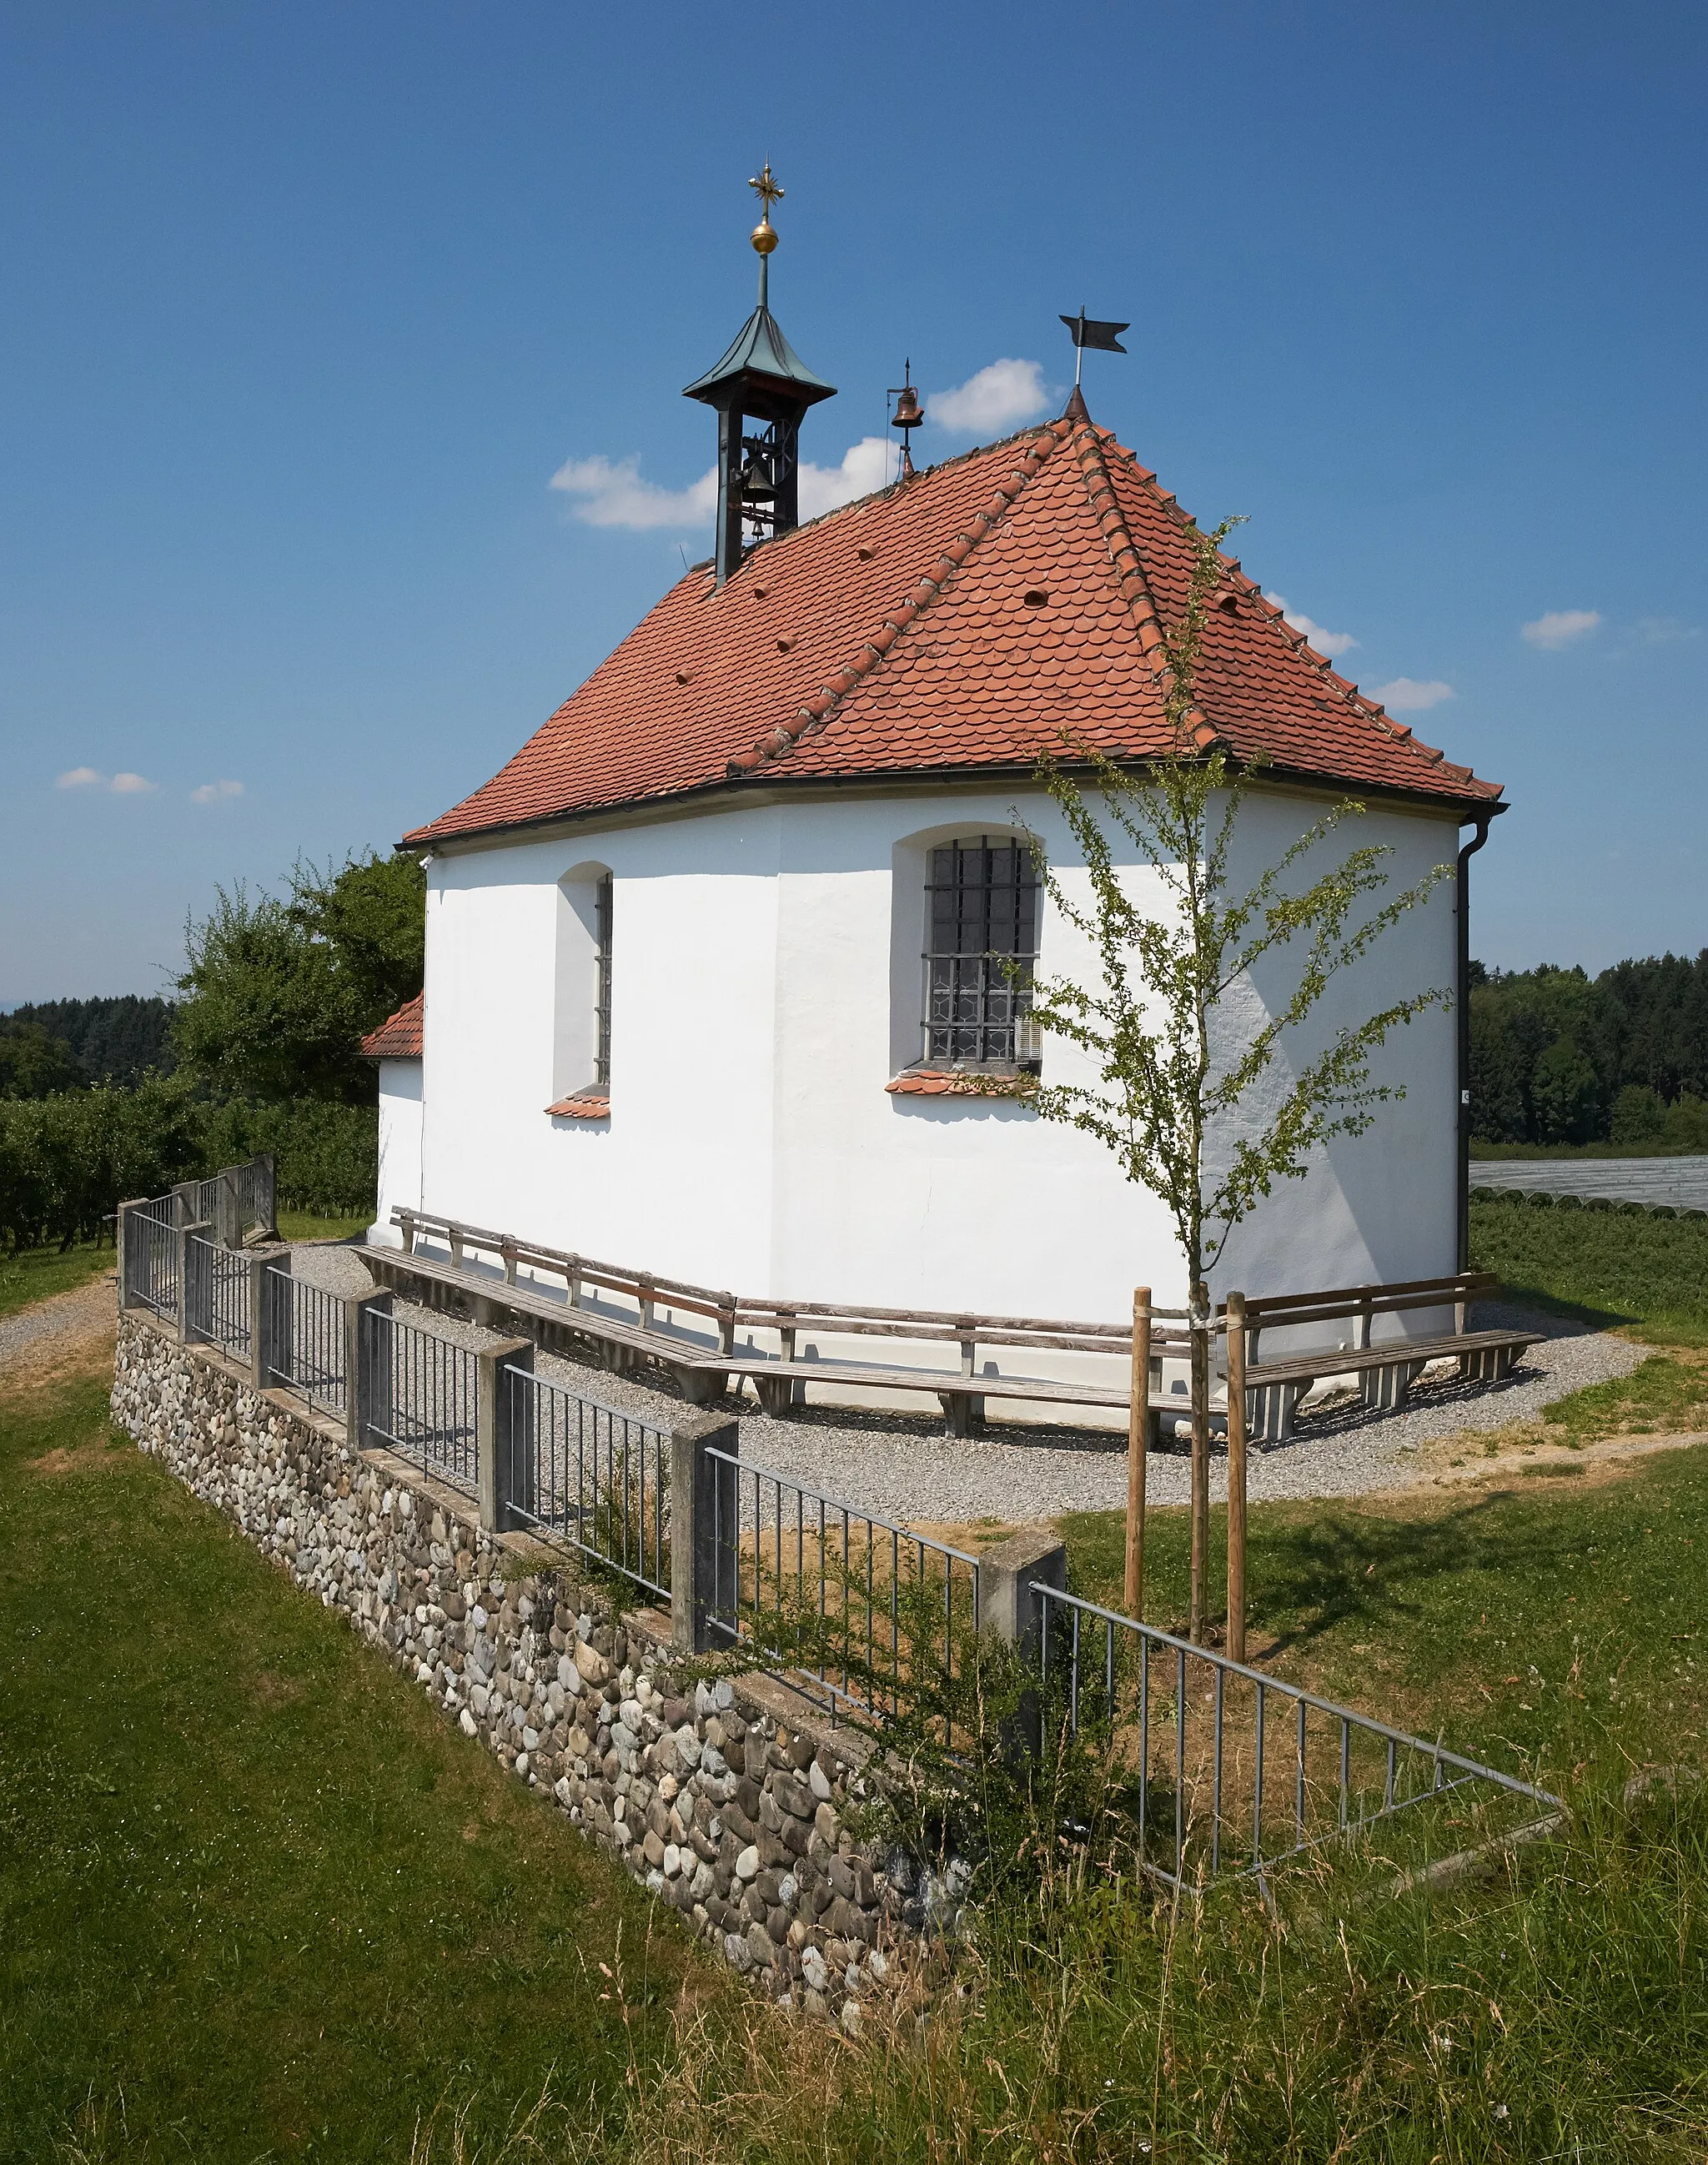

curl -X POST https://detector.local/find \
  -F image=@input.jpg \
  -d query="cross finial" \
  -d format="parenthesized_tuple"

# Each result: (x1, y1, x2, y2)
(749, 161, 784, 218)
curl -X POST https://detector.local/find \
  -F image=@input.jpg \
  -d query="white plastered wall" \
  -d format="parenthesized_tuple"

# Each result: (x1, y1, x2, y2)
(409, 782, 1463, 1397)
(372, 1057, 424, 1243)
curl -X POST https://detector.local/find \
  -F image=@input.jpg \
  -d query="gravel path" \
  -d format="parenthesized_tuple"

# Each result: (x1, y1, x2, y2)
(0, 1269, 118, 1375)
(293, 1242, 1651, 1526)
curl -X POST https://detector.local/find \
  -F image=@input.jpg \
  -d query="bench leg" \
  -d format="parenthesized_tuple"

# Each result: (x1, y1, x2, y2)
(1361, 1359, 1428, 1414)
(753, 1374, 792, 1418)
(1459, 1345, 1515, 1385)
(677, 1368, 728, 1409)
(937, 1391, 979, 1439)
(1248, 1381, 1303, 1443)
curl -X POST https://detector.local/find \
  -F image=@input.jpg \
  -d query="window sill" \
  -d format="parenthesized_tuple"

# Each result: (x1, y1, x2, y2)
(886, 1068, 1037, 1099)
(546, 1091, 610, 1119)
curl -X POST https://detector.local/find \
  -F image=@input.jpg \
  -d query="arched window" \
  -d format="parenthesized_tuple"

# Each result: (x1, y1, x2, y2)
(922, 836, 1041, 1069)
(551, 865, 614, 1107)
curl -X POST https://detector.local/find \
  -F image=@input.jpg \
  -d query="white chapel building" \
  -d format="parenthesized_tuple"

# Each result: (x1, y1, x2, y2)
(363, 237, 1504, 1339)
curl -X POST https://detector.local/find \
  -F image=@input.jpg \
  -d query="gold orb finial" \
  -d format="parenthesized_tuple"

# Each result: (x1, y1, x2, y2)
(749, 160, 783, 256)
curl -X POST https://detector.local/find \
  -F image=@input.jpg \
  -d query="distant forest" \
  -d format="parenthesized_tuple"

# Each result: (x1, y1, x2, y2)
(1469, 952, 1708, 1148)
(0, 996, 176, 1096)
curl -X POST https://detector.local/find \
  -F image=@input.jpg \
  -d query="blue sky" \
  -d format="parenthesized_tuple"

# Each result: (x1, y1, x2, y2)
(3, 1, 1703, 1005)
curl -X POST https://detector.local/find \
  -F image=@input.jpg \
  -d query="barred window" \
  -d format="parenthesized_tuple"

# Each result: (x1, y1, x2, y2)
(922, 837, 1041, 1068)
(593, 873, 613, 1090)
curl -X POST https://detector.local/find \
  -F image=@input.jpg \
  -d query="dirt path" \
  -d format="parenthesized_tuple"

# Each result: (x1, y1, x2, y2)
(0, 1272, 118, 1395)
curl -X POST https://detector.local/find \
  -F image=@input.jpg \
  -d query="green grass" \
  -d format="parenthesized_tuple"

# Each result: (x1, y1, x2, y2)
(0, 1357, 731, 2164)
(1470, 1193, 1708, 1344)
(0, 1238, 113, 1321)
(1059, 1445, 1708, 1761)
(278, 1208, 371, 1242)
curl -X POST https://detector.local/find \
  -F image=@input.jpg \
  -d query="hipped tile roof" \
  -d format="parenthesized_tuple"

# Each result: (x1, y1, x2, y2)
(361, 991, 423, 1059)
(405, 408, 1499, 850)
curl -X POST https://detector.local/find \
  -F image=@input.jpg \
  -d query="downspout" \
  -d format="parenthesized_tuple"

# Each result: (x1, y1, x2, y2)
(1455, 809, 1497, 1271)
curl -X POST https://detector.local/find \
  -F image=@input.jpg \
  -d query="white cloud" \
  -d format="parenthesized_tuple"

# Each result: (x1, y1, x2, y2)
(1370, 678, 1454, 713)
(190, 778, 244, 805)
(798, 436, 896, 520)
(56, 766, 158, 794)
(550, 454, 720, 530)
(550, 435, 900, 534)
(927, 358, 1052, 435)
(1521, 608, 1600, 650)
(1266, 593, 1359, 659)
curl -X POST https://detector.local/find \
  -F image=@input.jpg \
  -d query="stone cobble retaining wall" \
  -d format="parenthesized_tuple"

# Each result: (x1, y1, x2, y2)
(112, 1312, 925, 2029)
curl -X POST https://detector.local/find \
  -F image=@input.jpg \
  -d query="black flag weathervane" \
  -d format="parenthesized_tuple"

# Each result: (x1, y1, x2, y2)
(1059, 306, 1129, 389)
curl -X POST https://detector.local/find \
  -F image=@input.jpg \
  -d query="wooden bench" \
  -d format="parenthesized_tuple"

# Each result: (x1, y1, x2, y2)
(375, 1209, 1191, 1436)
(371, 1213, 1539, 1446)
(1236, 1274, 1540, 1439)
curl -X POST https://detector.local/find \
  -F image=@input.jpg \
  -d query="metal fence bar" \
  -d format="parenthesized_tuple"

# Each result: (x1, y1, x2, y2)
(1032, 1581, 1560, 1891)
(183, 1232, 252, 1356)
(264, 1266, 348, 1416)
(702, 1443, 980, 1733)
(359, 1307, 478, 1494)
(496, 1366, 671, 1602)
(130, 1197, 179, 1320)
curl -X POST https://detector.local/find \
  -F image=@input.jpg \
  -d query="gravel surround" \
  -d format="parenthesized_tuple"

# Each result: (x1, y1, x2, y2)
(291, 1243, 1650, 1529)
(110, 1309, 957, 2031)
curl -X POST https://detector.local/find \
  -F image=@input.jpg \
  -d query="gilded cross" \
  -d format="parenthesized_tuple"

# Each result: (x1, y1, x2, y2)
(748, 162, 784, 217)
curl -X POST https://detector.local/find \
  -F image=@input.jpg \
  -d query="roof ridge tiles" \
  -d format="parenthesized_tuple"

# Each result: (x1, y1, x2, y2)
(726, 419, 1069, 778)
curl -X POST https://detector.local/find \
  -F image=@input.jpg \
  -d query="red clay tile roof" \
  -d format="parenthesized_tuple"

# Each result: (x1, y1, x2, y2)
(405, 409, 1499, 848)
(361, 991, 423, 1059)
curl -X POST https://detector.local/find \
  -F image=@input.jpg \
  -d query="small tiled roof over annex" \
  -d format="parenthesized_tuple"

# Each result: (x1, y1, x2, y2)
(404, 404, 1500, 849)
(360, 991, 423, 1059)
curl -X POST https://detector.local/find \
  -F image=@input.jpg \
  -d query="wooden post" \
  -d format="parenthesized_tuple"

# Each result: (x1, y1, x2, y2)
(1225, 1289, 1248, 1665)
(1188, 1281, 1212, 1645)
(1124, 1287, 1152, 1616)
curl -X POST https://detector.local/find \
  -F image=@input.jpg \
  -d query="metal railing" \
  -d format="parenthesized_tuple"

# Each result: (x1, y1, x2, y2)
(229, 1154, 274, 1233)
(361, 1308, 477, 1495)
(264, 1267, 347, 1416)
(185, 1233, 251, 1358)
(128, 1198, 178, 1319)
(706, 1444, 980, 1736)
(1034, 1583, 1561, 1891)
(497, 1367, 671, 1602)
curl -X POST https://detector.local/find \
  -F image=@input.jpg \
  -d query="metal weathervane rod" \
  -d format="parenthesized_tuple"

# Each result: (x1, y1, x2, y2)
(1060, 305, 1130, 389)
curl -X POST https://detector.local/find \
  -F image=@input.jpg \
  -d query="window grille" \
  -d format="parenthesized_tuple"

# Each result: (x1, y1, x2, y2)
(922, 837, 1041, 1067)
(594, 873, 613, 1089)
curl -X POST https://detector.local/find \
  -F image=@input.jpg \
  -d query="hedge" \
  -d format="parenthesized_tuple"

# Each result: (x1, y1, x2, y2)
(0, 1082, 377, 1251)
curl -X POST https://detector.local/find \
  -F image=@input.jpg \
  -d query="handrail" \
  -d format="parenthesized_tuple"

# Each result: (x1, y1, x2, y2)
(390, 1204, 1192, 1349)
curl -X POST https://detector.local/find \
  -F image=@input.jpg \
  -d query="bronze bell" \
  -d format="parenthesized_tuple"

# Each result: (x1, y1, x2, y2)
(891, 384, 923, 431)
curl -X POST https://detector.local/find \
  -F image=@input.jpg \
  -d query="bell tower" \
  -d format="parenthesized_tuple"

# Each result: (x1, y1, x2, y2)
(683, 164, 837, 587)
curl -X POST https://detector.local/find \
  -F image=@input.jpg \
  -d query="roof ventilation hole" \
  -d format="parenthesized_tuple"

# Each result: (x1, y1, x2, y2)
(857, 545, 876, 561)
(1023, 589, 1049, 608)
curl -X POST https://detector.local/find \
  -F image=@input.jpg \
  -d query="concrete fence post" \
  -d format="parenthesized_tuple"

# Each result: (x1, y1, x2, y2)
(345, 1287, 394, 1453)
(254, 1153, 278, 1238)
(214, 1167, 244, 1250)
(669, 1410, 741, 1655)
(176, 1220, 213, 1345)
(250, 1249, 290, 1393)
(977, 1528, 1068, 1757)
(476, 1337, 535, 1533)
(172, 1179, 200, 1229)
(116, 1198, 148, 1313)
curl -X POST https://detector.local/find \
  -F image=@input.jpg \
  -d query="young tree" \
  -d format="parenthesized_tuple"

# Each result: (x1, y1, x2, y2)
(1010, 520, 1452, 1644)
